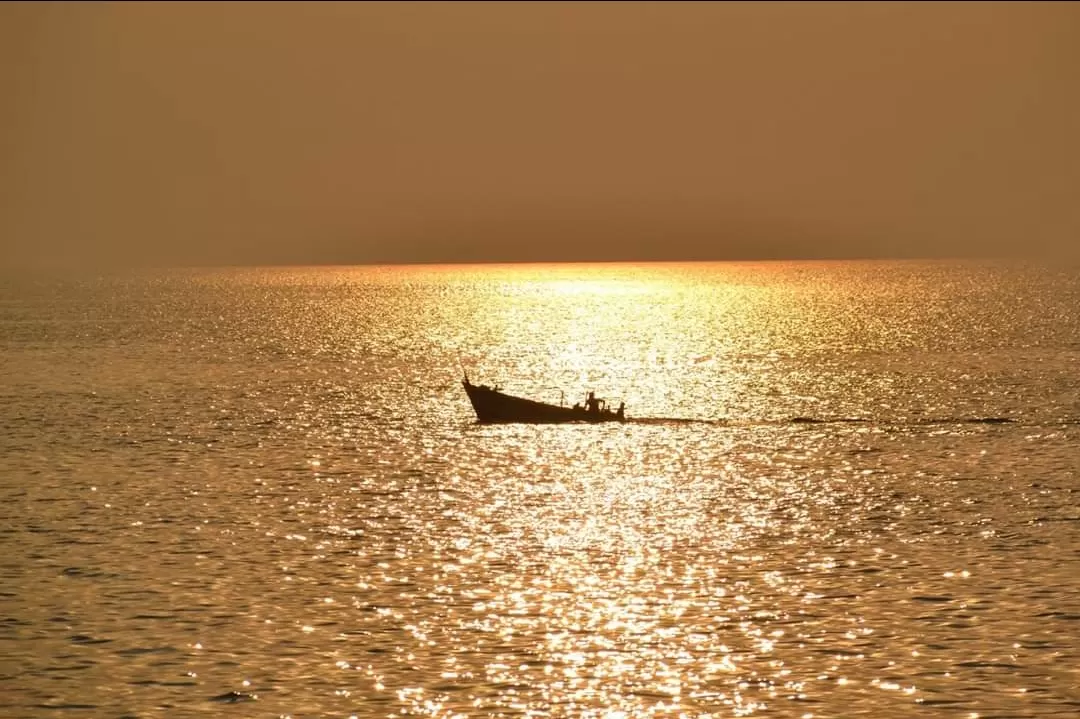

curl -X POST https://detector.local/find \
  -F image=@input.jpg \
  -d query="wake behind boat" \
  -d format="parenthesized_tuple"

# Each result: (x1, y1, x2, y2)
(462, 374, 625, 424)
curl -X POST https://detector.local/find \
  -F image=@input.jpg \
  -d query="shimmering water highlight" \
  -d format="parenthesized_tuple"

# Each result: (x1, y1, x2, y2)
(2, 260, 1078, 717)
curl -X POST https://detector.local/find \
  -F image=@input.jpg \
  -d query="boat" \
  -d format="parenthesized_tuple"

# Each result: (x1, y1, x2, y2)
(462, 373, 625, 424)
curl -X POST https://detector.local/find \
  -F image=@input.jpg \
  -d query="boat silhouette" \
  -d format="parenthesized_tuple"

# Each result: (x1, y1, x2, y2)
(462, 373, 625, 424)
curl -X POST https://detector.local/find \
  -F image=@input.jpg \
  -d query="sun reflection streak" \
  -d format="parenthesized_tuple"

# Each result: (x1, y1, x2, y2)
(422, 448, 814, 717)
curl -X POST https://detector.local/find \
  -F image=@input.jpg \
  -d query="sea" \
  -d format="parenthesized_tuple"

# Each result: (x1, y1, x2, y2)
(2, 259, 1079, 718)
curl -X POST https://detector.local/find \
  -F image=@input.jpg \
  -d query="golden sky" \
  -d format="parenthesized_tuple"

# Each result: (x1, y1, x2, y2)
(2, 1, 1077, 268)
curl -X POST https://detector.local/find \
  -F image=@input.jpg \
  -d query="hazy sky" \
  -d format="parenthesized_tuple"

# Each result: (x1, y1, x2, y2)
(2, 1, 1077, 268)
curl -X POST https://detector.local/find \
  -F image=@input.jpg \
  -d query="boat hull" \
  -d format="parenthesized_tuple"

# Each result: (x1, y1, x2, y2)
(462, 380, 624, 424)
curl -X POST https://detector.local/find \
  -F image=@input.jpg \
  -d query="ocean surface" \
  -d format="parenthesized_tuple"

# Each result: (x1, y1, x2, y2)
(2, 259, 1079, 718)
